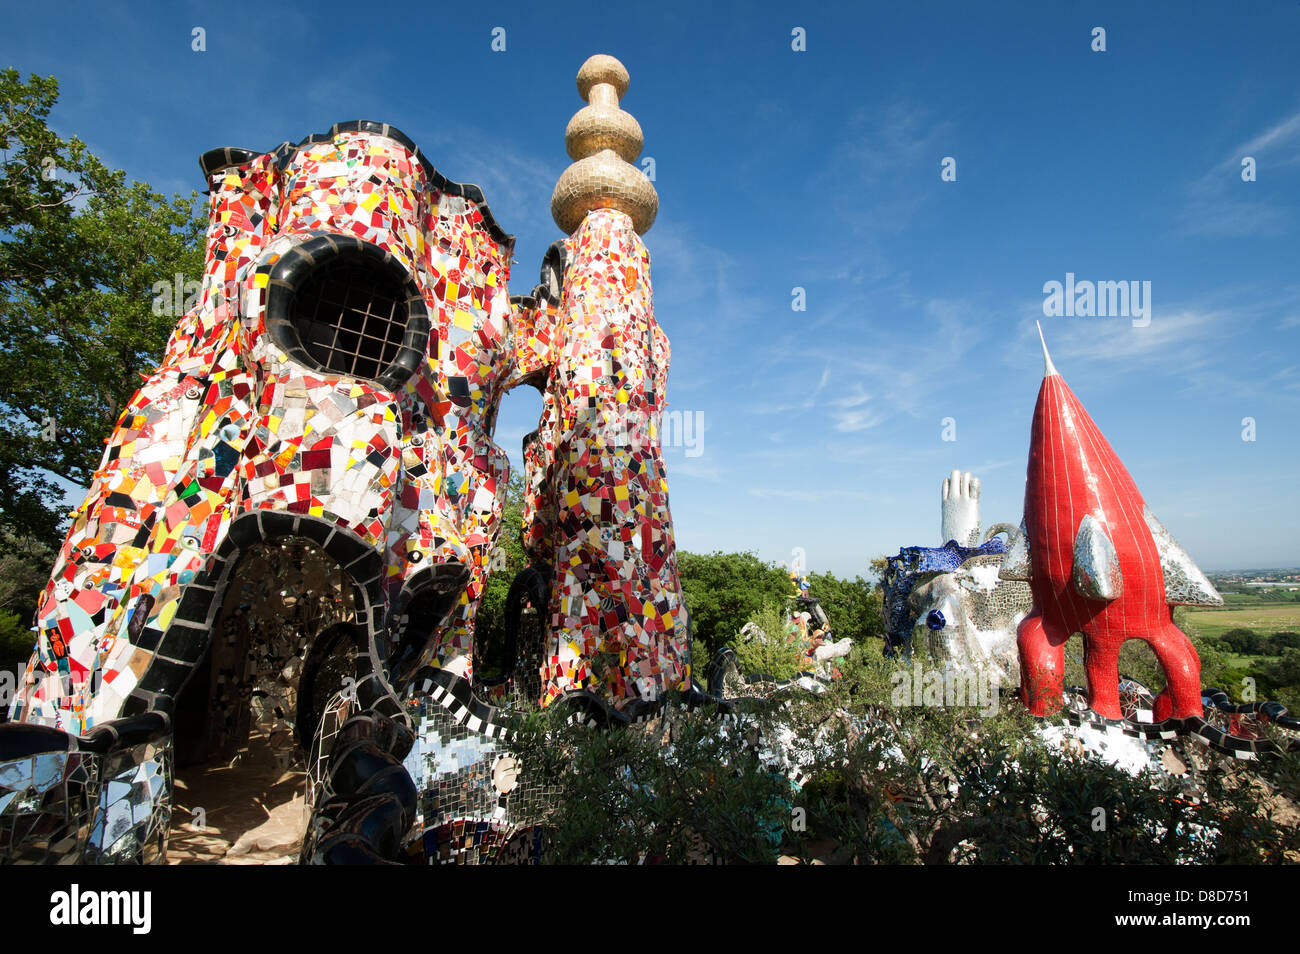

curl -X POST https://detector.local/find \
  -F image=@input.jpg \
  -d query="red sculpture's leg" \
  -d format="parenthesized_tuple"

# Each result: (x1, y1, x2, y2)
(1144, 624, 1203, 721)
(1017, 611, 1068, 715)
(1083, 640, 1123, 720)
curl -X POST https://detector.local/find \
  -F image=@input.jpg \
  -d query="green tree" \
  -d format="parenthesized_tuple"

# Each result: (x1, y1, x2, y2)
(0, 608, 36, 692)
(0, 69, 205, 556)
(0, 534, 54, 684)
(676, 550, 791, 659)
(807, 570, 884, 645)
(733, 599, 805, 681)
(1266, 632, 1300, 654)
(472, 470, 528, 679)
(1261, 649, 1300, 711)
(1220, 628, 1263, 655)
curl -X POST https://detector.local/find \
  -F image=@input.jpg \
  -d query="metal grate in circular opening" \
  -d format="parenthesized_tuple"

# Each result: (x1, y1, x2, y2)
(292, 254, 410, 382)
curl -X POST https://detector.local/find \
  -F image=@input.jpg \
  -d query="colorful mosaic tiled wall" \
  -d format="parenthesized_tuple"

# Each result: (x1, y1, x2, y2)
(10, 122, 517, 733)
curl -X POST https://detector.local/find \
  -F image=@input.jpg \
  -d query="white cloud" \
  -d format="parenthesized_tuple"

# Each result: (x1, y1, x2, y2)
(670, 459, 724, 483)
(833, 407, 886, 433)
(1042, 308, 1221, 364)
(828, 383, 871, 409)
(1179, 109, 1300, 238)
(1214, 111, 1300, 174)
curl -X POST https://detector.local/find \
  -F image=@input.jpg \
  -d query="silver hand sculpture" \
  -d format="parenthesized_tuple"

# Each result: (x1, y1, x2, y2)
(941, 469, 981, 547)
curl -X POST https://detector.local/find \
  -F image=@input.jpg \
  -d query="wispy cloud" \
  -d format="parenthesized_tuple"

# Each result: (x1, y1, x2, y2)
(828, 383, 871, 409)
(1178, 109, 1300, 238)
(671, 459, 724, 482)
(1211, 112, 1300, 175)
(812, 97, 955, 237)
(1040, 308, 1221, 364)
(832, 407, 886, 433)
(970, 457, 1021, 476)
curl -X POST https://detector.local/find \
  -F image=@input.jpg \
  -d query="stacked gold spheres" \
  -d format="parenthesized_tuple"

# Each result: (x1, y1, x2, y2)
(551, 54, 658, 235)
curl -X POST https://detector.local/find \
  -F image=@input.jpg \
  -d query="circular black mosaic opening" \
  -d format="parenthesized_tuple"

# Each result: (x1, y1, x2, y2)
(264, 234, 430, 390)
(292, 251, 411, 382)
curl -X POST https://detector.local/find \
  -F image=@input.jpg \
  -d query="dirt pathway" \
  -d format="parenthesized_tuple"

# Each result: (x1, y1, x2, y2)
(167, 728, 308, 865)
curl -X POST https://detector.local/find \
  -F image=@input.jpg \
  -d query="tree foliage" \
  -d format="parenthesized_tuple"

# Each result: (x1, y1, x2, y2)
(676, 551, 884, 669)
(807, 570, 884, 645)
(508, 701, 791, 864)
(733, 599, 805, 682)
(1220, 628, 1264, 655)
(0, 533, 53, 682)
(676, 550, 795, 657)
(473, 470, 527, 678)
(0, 69, 205, 554)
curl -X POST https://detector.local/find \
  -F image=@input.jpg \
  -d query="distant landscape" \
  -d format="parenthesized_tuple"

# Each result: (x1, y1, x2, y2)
(1171, 571, 1300, 710)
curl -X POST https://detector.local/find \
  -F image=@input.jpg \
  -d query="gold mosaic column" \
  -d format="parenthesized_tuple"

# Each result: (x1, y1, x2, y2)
(551, 54, 658, 235)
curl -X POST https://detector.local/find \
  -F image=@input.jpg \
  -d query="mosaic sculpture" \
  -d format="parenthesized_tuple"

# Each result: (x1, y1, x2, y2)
(0, 53, 689, 864)
(882, 471, 1032, 684)
(524, 55, 689, 705)
(908, 551, 1028, 688)
(883, 536, 1007, 656)
(1006, 326, 1221, 722)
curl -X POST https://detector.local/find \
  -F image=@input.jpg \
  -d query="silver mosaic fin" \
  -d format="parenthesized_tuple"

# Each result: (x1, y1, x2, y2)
(998, 518, 1033, 582)
(1072, 513, 1122, 601)
(1142, 506, 1223, 606)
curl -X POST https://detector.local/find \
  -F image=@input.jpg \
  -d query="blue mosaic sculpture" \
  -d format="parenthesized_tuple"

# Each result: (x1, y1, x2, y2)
(882, 538, 1008, 655)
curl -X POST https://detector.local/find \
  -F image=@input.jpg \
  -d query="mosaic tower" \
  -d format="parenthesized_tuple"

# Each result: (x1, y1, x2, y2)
(526, 55, 690, 704)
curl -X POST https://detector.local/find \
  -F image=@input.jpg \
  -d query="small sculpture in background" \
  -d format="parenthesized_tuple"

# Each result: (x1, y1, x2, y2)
(711, 571, 851, 700)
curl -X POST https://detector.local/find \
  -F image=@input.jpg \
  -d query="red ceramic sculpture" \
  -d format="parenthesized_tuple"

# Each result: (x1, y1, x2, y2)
(1005, 326, 1222, 722)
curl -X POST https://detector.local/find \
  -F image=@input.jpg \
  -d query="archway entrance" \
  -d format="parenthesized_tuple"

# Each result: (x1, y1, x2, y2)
(168, 537, 367, 863)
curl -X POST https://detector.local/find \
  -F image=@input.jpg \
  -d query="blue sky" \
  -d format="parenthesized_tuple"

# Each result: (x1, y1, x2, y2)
(4, 1, 1298, 575)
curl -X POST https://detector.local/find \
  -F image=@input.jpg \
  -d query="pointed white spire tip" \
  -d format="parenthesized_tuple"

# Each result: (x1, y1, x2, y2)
(1036, 321, 1058, 377)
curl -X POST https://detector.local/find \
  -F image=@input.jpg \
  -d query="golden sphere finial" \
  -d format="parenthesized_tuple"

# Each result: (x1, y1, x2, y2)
(552, 54, 658, 235)
(577, 54, 630, 101)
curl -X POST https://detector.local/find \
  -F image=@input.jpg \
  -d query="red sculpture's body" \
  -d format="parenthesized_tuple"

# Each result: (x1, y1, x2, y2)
(1014, 333, 1209, 722)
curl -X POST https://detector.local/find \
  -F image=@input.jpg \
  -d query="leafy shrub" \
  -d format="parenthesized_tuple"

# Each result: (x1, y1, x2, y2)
(1220, 628, 1264, 655)
(507, 701, 791, 864)
(733, 600, 806, 681)
(503, 644, 1300, 864)
(1266, 631, 1300, 653)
